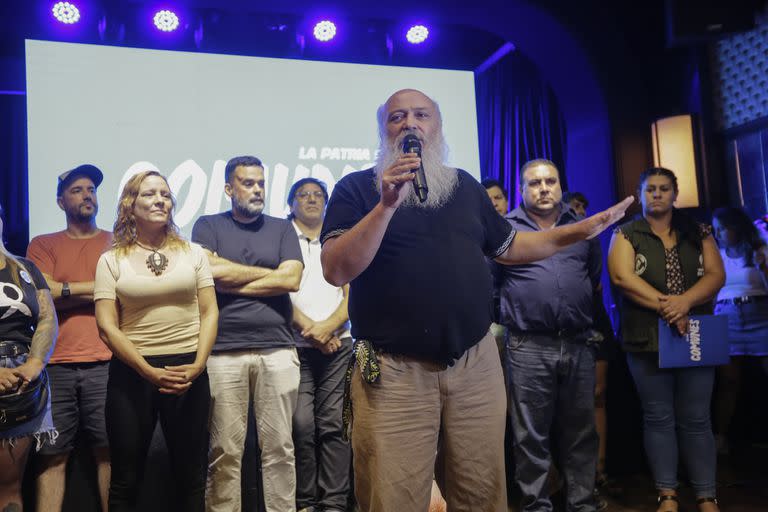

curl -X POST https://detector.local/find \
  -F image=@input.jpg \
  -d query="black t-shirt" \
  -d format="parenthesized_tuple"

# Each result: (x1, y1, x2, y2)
(191, 212, 303, 352)
(320, 168, 515, 363)
(0, 257, 49, 345)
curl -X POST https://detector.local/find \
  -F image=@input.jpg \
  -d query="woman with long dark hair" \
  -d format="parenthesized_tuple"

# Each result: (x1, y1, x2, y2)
(94, 171, 218, 511)
(0, 202, 58, 511)
(711, 206, 768, 453)
(607, 168, 725, 512)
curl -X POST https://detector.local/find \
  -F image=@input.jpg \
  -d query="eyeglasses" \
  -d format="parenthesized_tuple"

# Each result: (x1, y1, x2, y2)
(295, 191, 325, 201)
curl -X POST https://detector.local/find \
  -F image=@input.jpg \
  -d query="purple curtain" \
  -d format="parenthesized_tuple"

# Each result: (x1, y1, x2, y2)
(476, 50, 567, 207)
(0, 93, 28, 256)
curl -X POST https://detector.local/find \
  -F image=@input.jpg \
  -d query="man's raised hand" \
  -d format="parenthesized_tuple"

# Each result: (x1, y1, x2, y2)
(583, 196, 634, 240)
(379, 154, 419, 210)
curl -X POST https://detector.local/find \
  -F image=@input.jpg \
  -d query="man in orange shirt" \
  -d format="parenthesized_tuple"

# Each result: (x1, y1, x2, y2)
(27, 165, 113, 512)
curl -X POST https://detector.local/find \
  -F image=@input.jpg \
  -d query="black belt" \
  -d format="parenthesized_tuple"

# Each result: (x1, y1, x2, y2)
(0, 341, 30, 357)
(716, 295, 768, 306)
(507, 328, 587, 339)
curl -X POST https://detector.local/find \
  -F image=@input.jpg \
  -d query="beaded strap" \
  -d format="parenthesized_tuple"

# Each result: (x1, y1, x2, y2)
(341, 339, 381, 441)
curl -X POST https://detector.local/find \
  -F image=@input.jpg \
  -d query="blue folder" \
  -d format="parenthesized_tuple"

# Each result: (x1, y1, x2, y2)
(658, 315, 730, 368)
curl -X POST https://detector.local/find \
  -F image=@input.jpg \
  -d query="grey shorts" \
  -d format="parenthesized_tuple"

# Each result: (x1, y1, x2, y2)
(38, 361, 110, 455)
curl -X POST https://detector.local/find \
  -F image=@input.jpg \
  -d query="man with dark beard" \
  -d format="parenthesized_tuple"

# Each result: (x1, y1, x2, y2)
(191, 156, 304, 512)
(320, 89, 633, 511)
(27, 164, 113, 512)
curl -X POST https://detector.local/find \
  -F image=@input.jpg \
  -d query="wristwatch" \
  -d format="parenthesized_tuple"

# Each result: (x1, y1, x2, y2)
(62, 282, 71, 298)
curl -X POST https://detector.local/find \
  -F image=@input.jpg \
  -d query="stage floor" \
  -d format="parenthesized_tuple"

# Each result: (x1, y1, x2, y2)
(550, 445, 768, 512)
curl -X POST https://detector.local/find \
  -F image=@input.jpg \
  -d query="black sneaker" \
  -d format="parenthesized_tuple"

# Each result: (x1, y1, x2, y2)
(596, 473, 624, 498)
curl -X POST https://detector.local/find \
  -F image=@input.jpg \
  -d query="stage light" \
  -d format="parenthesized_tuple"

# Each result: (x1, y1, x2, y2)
(313, 20, 336, 42)
(52, 2, 80, 24)
(153, 9, 179, 32)
(406, 25, 429, 44)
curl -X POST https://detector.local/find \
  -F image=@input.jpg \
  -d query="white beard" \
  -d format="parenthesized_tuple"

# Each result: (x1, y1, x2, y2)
(374, 131, 458, 209)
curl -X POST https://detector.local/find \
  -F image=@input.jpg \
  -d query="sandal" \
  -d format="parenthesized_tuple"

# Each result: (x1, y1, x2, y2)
(696, 497, 719, 509)
(657, 494, 680, 512)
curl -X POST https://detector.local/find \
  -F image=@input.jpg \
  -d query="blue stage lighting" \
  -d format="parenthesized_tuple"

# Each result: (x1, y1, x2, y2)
(313, 20, 336, 42)
(52, 2, 80, 24)
(153, 9, 179, 32)
(406, 25, 429, 44)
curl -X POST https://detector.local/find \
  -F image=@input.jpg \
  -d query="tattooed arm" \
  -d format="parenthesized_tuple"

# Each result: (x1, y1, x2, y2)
(29, 289, 57, 363)
(13, 289, 58, 388)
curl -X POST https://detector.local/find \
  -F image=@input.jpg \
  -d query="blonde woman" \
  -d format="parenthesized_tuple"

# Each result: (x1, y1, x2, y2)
(95, 171, 218, 512)
(0, 202, 58, 511)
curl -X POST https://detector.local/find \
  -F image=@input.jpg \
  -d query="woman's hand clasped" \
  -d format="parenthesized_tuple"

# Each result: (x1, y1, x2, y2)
(145, 364, 204, 395)
(13, 357, 45, 392)
(658, 294, 692, 324)
(673, 315, 690, 336)
(0, 367, 21, 394)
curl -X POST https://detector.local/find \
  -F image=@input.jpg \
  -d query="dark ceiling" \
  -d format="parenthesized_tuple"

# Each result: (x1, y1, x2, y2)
(0, 1, 509, 70)
(2, 1, 764, 74)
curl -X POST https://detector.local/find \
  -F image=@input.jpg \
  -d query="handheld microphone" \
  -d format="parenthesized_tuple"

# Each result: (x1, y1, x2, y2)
(402, 133, 429, 203)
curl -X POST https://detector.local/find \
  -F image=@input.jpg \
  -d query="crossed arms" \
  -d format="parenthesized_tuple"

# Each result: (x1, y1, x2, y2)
(41, 274, 95, 311)
(202, 249, 302, 296)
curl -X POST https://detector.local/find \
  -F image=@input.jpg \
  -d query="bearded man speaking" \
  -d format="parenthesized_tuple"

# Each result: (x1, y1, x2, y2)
(319, 89, 633, 512)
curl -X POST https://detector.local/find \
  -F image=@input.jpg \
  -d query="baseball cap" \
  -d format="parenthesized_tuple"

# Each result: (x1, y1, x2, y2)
(57, 164, 104, 197)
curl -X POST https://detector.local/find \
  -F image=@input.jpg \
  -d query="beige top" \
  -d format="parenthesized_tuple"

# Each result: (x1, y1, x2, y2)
(94, 242, 214, 356)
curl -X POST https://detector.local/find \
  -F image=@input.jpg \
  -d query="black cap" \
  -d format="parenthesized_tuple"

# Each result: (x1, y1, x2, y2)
(57, 164, 104, 197)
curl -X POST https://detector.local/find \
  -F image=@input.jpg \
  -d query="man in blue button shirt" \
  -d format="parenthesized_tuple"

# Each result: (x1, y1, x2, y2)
(496, 158, 602, 512)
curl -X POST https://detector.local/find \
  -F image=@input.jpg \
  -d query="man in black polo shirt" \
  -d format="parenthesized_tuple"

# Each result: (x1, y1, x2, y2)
(320, 88, 632, 511)
(192, 155, 304, 512)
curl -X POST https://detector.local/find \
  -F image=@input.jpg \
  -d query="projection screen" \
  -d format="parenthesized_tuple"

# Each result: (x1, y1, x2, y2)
(26, 39, 481, 238)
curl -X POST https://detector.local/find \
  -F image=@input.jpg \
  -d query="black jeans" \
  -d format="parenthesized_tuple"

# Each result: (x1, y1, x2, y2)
(105, 353, 210, 512)
(293, 340, 352, 510)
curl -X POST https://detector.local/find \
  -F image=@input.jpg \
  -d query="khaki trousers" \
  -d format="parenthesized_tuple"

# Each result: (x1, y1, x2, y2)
(205, 348, 300, 512)
(351, 332, 507, 511)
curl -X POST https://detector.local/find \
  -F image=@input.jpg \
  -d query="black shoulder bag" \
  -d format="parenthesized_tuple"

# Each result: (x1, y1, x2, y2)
(0, 370, 49, 431)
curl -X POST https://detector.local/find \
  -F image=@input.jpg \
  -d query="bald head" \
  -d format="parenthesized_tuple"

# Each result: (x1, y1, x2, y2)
(377, 89, 443, 148)
(383, 89, 439, 113)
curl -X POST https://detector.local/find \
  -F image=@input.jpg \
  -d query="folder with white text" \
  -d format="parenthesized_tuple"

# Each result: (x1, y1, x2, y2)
(658, 315, 730, 368)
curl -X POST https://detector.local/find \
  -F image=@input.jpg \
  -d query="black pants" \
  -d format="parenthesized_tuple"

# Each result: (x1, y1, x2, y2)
(293, 341, 352, 510)
(105, 353, 210, 512)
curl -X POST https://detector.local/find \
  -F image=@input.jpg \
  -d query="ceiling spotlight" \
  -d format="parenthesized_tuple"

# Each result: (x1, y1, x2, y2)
(313, 20, 336, 42)
(52, 2, 80, 24)
(153, 9, 179, 32)
(406, 25, 429, 44)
